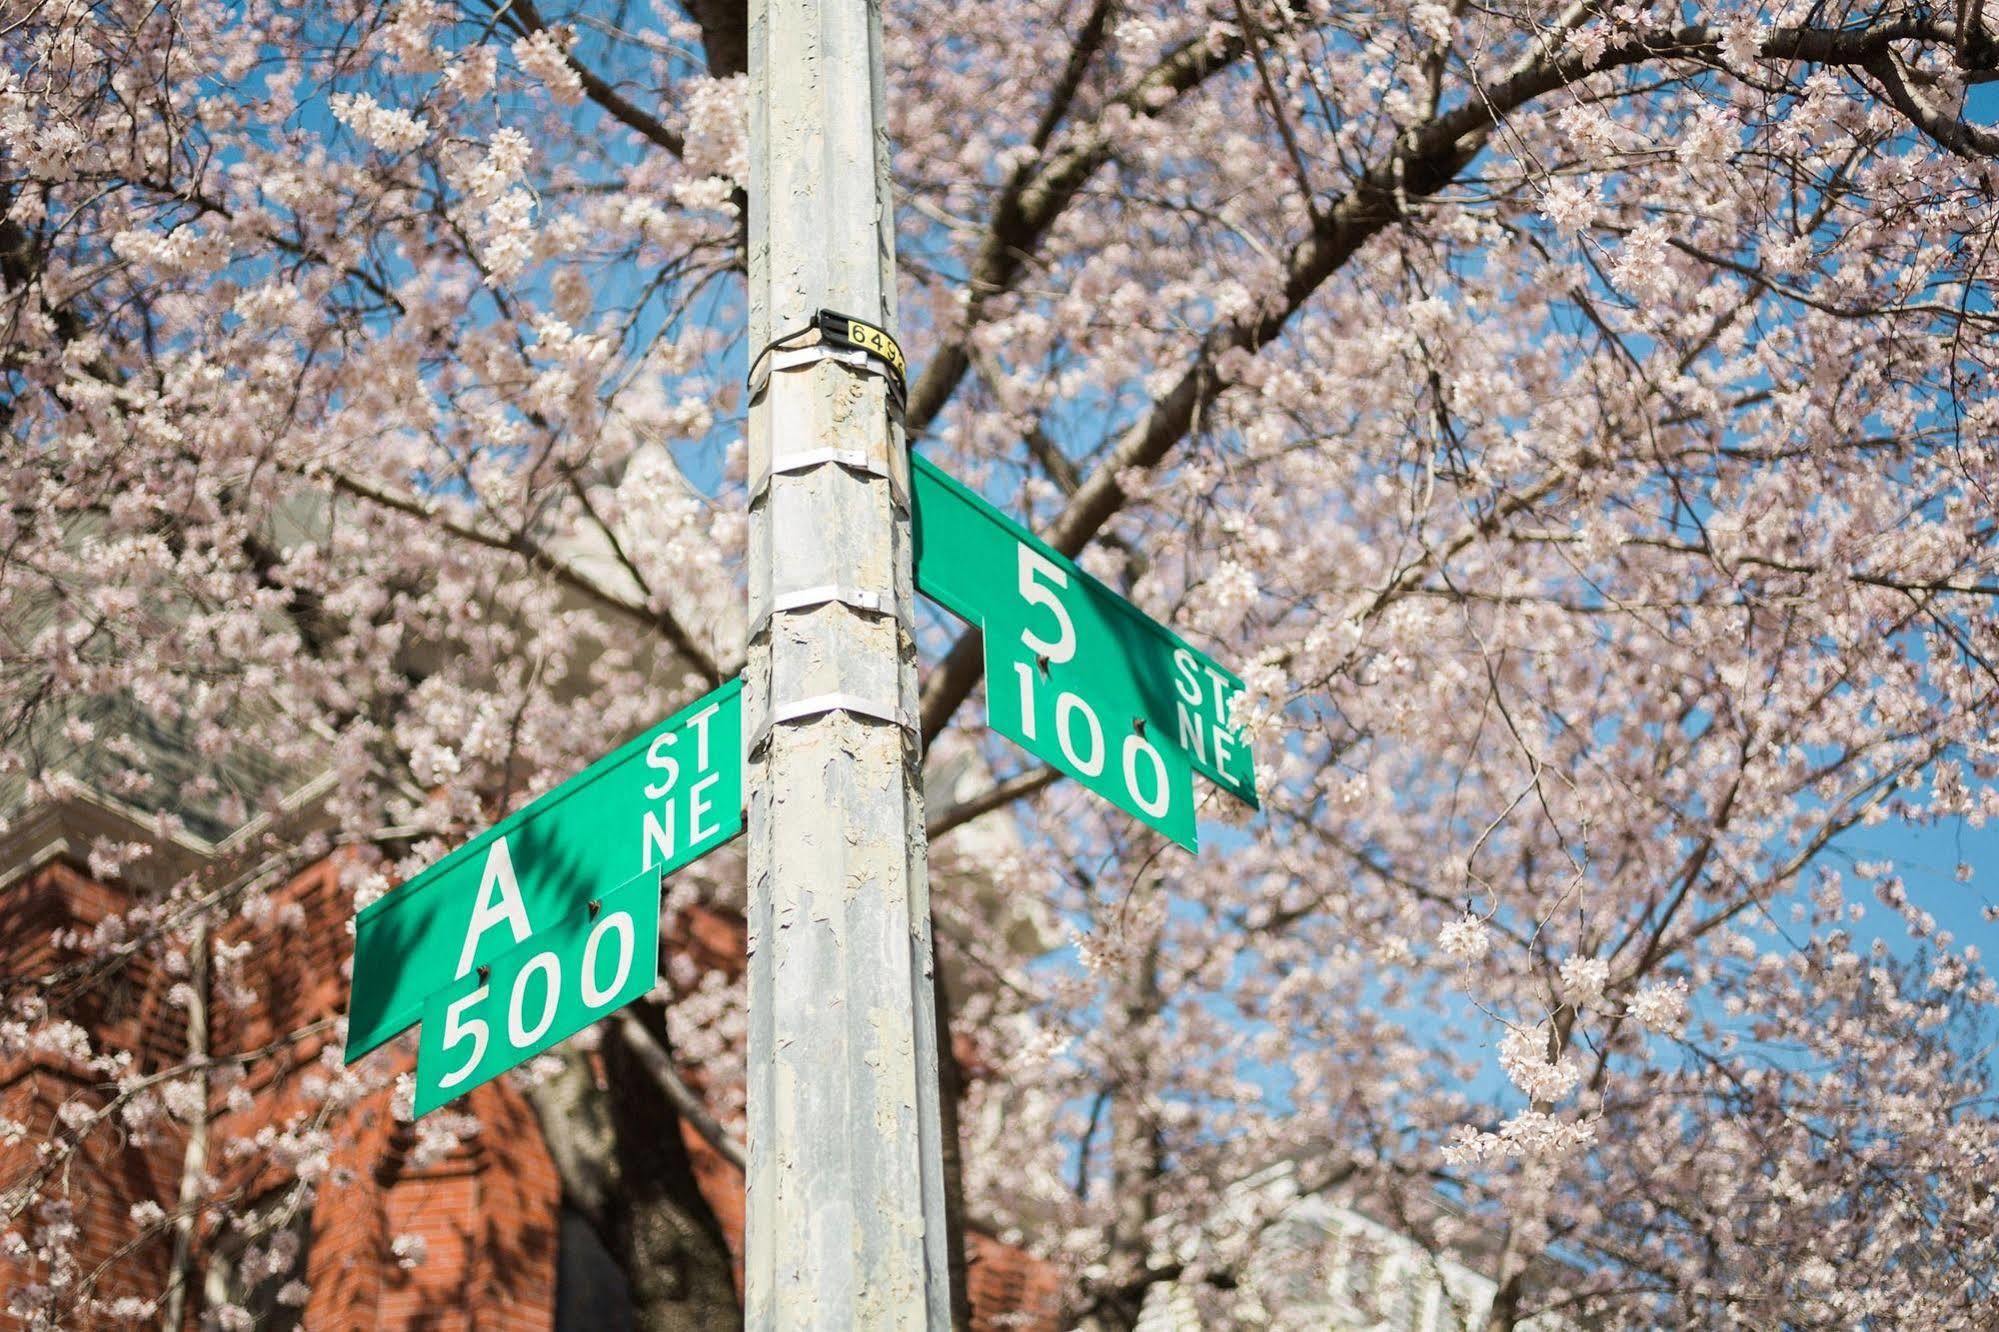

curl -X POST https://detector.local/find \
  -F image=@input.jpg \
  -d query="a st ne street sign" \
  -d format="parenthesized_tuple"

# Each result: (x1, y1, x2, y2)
(910, 454, 1256, 850)
(414, 865, 662, 1115)
(345, 677, 743, 1065)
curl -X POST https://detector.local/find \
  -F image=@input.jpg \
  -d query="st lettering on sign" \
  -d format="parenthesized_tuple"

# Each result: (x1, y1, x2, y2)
(909, 455, 1255, 850)
(346, 677, 743, 1062)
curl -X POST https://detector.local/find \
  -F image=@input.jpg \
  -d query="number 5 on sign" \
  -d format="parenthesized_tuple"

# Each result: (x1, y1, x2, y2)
(414, 866, 662, 1117)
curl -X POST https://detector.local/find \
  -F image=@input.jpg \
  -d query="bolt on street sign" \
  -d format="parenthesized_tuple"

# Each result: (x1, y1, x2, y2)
(910, 454, 1256, 851)
(345, 677, 743, 1063)
(414, 865, 662, 1117)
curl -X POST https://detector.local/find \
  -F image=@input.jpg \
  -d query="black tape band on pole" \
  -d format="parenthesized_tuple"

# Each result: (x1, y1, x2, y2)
(815, 309, 907, 400)
(746, 309, 909, 414)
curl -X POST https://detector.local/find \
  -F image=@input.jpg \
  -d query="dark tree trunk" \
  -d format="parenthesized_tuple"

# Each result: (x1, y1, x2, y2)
(1078, 933, 1166, 1332)
(604, 1003, 743, 1332)
(934, 963, 975, 1331)
(532, 999, 741, 1332)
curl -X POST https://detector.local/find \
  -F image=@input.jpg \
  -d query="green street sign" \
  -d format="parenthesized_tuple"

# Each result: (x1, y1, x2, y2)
(346, 677, 743, 1062)
(414, 865, 661, 1116)
(910, 455, 1256, 851)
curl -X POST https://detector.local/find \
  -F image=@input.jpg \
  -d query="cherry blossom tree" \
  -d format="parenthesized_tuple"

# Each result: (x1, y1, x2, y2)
(4, 0, 1998, 1328)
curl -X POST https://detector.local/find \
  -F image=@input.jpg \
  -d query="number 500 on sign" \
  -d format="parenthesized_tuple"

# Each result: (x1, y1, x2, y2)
(414, 867, 662, 1116)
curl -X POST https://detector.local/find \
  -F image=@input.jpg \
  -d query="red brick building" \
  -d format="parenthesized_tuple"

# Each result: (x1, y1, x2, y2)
(0, 789, 1060, 1330)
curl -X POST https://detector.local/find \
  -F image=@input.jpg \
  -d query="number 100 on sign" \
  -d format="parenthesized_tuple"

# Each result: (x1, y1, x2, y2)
(992, 547, 1196, 848)
(414, 867, 662, 1116)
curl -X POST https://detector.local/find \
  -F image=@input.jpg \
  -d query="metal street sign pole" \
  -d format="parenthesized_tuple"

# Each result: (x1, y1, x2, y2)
(746, 0, 952, 1325)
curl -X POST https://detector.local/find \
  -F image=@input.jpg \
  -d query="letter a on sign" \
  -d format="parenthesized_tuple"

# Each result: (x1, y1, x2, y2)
(456, 837, 532, 979)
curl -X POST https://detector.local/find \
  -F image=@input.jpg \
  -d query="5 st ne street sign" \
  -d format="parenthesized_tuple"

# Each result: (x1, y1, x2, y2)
(414, 865, 662, 1116)
(345, 677, 743, 1063)
(911, 454, 1256, 850)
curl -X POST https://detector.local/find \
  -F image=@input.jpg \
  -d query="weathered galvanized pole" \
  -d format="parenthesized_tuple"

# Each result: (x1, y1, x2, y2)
(744, 0, 953, 1326)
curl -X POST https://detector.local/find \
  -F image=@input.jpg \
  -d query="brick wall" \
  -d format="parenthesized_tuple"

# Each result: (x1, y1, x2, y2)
(1, 860, 562, 1332)
(301, 1079, 560, 1332)
(2, 856, 1059, 1331)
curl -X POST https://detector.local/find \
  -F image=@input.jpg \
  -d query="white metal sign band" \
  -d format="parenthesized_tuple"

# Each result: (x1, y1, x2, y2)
(750, 584, 905, 639)
(751, 692, 916, 753)
(747, 344, 903, 405)
(748, 446, 908, 508)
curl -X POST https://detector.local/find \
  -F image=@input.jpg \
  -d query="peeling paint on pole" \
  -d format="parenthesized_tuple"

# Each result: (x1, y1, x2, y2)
(745, 0, 953, 1326)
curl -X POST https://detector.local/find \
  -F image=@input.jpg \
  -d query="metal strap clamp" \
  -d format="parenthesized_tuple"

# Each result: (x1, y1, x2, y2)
(749, 583, 907, 639)
(747, 443, 908, 508)
(746, 325, 907, 414)
(749, 691, 917, 752)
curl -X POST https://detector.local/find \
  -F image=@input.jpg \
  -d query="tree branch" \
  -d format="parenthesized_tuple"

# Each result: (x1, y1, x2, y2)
(906, 25, 1260, 434)
(927, 765, 1062, 840)
(1865, 48, 1999, 157)
(614, 1006, 745, 1170)
(498, 0, 687, 156)
(322, 466, 725, 686)
(918, 15, 1985, 742)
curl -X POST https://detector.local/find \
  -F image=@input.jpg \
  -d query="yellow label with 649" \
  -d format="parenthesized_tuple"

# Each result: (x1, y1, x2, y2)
(844, 319, 905, 378)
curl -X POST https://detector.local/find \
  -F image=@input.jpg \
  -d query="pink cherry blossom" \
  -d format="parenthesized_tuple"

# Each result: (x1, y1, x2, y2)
(2, 1, 1997, 1327)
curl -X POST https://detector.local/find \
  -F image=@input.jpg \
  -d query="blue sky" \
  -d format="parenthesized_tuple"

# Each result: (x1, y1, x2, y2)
(1841, 812, 1998, 965)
